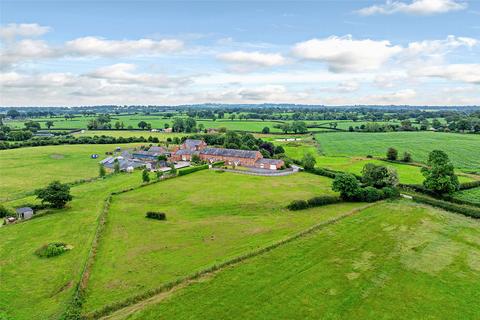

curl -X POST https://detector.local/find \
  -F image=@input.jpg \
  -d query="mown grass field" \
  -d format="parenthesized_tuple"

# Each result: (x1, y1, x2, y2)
(315, 131, 480, 172)
(74, 130, 187, 140)
(0, 143, 143, 201)
(453, 187, 480, 205)
(0, 172, 143, 320)
(124, 200, 480, 320)
(82, 170, 365, 313)
(277, 140, 473, 184)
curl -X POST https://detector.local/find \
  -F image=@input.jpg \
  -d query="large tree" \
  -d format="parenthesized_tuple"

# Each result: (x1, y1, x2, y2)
(361, 163, 398, 188)
(422, 150, 459, 195)
(332, 173, 361, 201)
(35, 181, 73, 208)
(302, 153, 316, 171)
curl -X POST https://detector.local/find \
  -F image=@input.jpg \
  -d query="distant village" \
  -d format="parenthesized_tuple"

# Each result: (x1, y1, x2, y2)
(100, 139, 285, 173)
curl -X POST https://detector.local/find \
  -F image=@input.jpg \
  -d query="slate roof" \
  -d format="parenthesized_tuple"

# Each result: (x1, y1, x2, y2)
(175, 149, 195, 155)
(148, 146, 166, 153)
(200, 148, 259, 159)
(255, 158, 284, 165)
(184, 139, 204, 149)
(16, 207, 33, 214)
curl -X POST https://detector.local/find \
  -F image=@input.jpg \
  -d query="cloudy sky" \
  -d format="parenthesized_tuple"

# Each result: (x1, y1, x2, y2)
(0, 0, 479, 106)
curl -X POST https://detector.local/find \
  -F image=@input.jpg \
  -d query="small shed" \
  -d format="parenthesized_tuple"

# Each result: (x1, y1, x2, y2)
(16, 207, 34, 220)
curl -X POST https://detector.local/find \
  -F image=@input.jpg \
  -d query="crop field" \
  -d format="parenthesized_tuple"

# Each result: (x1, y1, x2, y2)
(315, 132, 480, 171)
(453, 187, 480, 205)
(0, 172, 143, 320)
(123, 200, 480, 320)
(82, 170, 365, 312)
(74, 130, 187, 140)
(0, 143, 143, 201)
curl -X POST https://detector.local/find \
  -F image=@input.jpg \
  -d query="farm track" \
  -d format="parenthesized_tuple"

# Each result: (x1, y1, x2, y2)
(93, 201, 380, 320)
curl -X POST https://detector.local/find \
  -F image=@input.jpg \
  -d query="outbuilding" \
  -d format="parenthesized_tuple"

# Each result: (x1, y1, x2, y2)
(16, 207, 34, 220)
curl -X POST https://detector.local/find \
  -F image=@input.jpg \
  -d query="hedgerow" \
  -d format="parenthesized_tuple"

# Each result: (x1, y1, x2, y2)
(287, 195, 340, 211)
(412, 194, 480, 219)
(178, 164, 209, 176)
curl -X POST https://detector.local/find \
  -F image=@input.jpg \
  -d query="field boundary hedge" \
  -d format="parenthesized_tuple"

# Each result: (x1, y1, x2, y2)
(178, 164, 209, 176)
(84, 202, 380, 319)
(411, 194, 480, 219)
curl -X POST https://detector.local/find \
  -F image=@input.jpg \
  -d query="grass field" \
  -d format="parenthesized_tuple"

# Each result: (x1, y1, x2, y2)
(124, 200, 480, 320)
(0, 172, 143, 320)
(0, 143, 143, 201)
(82, 170, 365, 312)
(73, 130, 187, 140)
(314, 132, 480, 171)
(453, 187, 480, 205)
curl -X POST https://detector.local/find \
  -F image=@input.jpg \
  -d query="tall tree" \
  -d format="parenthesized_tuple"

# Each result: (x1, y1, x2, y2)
(422, 150, 459, 195)
(35, 181, 73, 208)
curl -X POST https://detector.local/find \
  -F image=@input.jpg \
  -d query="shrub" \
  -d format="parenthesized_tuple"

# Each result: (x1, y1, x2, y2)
(146, 212, 167, 220)
(332, 173, 361, 201)
(0, 205, 14, 218)
(386, 147, 398, 160)
(402, 152, 412, 162)
(366, 154, 373, 158)
(382, 186, 400, 199)
(307, 195, 341, 207)
(287, 200, 309, 211)
(212, 161, 225, 167)
(361, 186, 384, 202)
(35, 242, 69, 258)
(178, 164, 208, 176)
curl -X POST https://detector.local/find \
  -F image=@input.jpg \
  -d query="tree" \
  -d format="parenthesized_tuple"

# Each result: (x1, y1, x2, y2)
(262, 126, 270, 134)
(24, 121, 41, 132)
(138, 121, 148, 130)
(402, 152, 412, 162)
(114, 121, 122, 129)
(191, 154, 202, 164)
(361, 163, 398, 188)
(169, 164, 177, 175)
(156, 171, 164, 180)
(302, 153, 316, 171)
(45, 120, 54, 129)
(0, 204, 14, 218)
(35, 181, 73, 208)
(291, 121, 308, 134)
(332, 173, 361, 201)
(142, 169, 150, 183)
(7, 109, 21, 119)
(386, 147, 398, 160)
(422, 150, 459, 195)
(113, 159, 120, 173)
(280, 123, 291, 134)
(99, 164, 106, 177)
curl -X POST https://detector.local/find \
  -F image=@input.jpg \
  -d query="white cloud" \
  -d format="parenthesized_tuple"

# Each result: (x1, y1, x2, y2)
(357, 0, 467, 16)
(0, 39, 57, 68)
(405, 35, 477, 57)
(0, 23, 51, 40)
(292, 35, 402, 72)
(64, 37, 184, 57)
(87, 63, 192, 87)
(413, 64, 480, 84)
(217, 51, 287, 72)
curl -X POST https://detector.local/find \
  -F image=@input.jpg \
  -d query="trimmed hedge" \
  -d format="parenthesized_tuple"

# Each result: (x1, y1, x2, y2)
(459, 180, 480, 190)
(287, 195, 341, 211)
(178, 164, 209, 176)
(306, 167, 362, 180)
(412, 194, 480, 219)
(212, 161, 225, 168)
(146, 212, 166, 220)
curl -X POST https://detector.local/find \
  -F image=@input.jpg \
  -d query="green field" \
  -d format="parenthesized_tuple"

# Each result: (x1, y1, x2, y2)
(83, 170, 364, 312)
(453, 187, 480, 205)
(0, 172, 143, 320)
(0, 143, 143, 201)
(123, 200, 480, 320)
(74, 130, 187, 140)
(314, 132, 480, 171)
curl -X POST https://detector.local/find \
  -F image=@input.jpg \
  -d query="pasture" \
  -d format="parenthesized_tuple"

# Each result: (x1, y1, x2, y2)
(82, 170, 365, 312)
(124, 201, 480, 320)
(0, 143, 143, 201)
(0, 172, 143, 320)
(453, 187, 480, 205)
(314, 131, 480, 171)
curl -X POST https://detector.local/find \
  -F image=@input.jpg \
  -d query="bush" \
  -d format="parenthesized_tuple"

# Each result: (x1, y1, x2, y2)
(386, 147, 398, 160)
(35, 242, 69, 258)
(332, 173, 361, 201)
(178, 164, 209, 176)
(146, 212, 167, 220)
(0, 205, 14, 218)
(307, 196, 341, 207)
(212, 161, 225, 167)
(287, 200, 309, 211)
(402, 152, 412, 162)
(382, 186, 400, 198)
(360, 186, 384, 202)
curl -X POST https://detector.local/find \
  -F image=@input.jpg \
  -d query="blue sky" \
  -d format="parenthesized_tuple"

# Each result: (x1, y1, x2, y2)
(1, 0, 479, 106)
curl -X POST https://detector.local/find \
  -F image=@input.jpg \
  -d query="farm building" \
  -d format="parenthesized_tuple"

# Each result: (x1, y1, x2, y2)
(16, 207, 33, 220)
(199, 148, 262, 167)
(182, 139, 207, 151)
(254, 158, 285, 170)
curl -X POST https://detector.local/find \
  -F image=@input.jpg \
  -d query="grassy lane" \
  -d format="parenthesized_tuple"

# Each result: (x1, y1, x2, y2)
(124, 200, 480, 320)
(0, 172, 142, 320)
(82, 171, 366, 312)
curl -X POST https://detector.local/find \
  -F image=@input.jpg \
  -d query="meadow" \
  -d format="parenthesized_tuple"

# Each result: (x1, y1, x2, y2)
(82, 170, 365, 313)
(0, 143, 143, 201)
(74, 130, 187, 140)
(0, 172, 143, 320)
(314, 131, 480, 172)
(453, 187, 480, 205)
(123, 200, 480, 320)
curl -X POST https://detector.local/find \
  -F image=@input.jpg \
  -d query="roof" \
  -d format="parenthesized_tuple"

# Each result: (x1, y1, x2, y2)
(184, 139, 204, 149)
(16, 207, 33, 213)
(256, 158, 284, 165)
(200, 147, 260, 159)
(103, 159, 145, 170)
(148, 146, 166, 153)
(175, 149, 195, 155)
